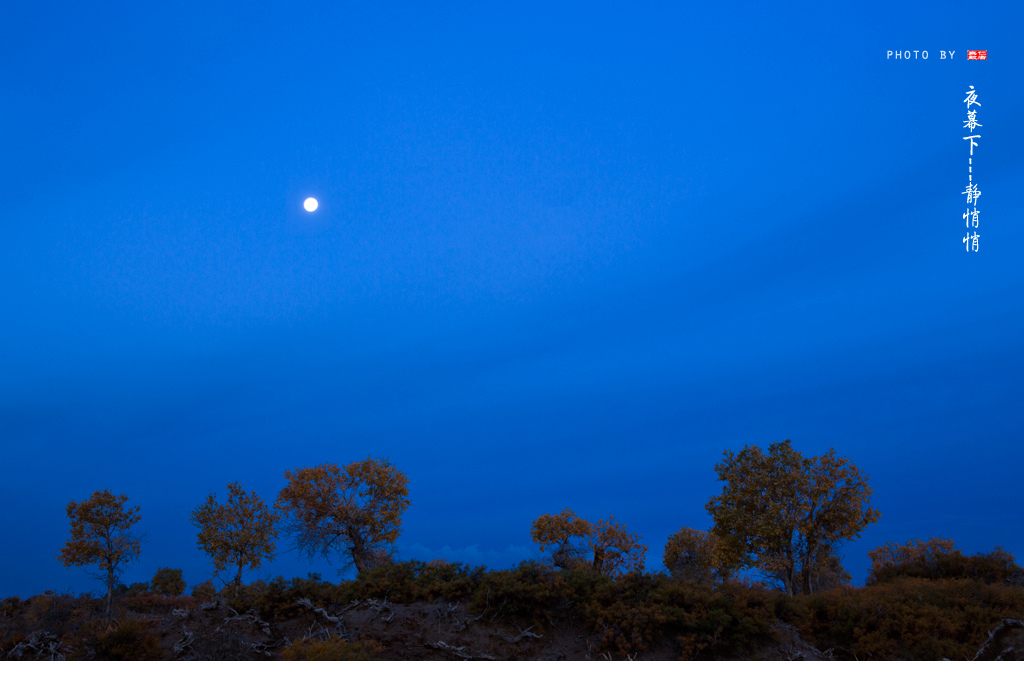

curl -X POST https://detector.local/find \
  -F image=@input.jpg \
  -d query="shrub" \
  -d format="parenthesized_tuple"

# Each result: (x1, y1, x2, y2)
(792, 577, 1024, 660)
(0, 629, 29, 658)
(575, 573, 778, 659)
(219, 578, 268, 613)
(1, 596, 21, 616)
(208, 574, 341, 621)
(466, 563, 781, 658)
(120, 594, 197, 614)
(23, 591, 77, 633)
(867, 538, 1023, 584)
(675, 580, 779, 659)
(416, 559, 485, 601)
(580, 571, 668, 655)
(281, 636, 384, 660)
(150, 568, 186, 596)
(332, 560, 485, 605)
(14, 593, 104, 658)
(123, 582, 150, 598)
(93, 617, 163, 660)
(470, 560, 567, 628)
(246, 575, 330, 620)
(339, 561, 420, 603)
(191, 580, 217, 602)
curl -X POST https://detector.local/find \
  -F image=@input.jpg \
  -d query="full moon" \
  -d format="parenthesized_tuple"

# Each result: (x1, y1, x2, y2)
(303, 197, 319, 212)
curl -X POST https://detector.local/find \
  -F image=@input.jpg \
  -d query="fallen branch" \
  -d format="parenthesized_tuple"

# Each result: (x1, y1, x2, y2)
(6, 631, 67, 661)
(296, 598, 350, 638)
(256, 637, 291, 655)
(366, 597, 395, 622)
(503, 625, 542, 643)
(340, 600, 361, 612)
(434, 602, 466, 632)
(222, 605, 272, 635)
(172, 629, 195, 658)
(296, 598, 342, 625)
(599, 651, 637, 661)
(430, 640, 498, 660)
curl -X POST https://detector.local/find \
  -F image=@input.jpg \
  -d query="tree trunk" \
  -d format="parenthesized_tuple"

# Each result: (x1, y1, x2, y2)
(801, 552, 812, 595)
(783, 546, 797, 596)
(105, 537, 115, 618)
(106, 568, 114, 618)
(350, 529, 368, 575)
(800, 540, 818, 595)
(802, 503, 820, 595)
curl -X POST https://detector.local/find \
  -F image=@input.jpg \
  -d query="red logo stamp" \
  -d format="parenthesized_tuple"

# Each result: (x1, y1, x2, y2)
(968, 50, 988, 60)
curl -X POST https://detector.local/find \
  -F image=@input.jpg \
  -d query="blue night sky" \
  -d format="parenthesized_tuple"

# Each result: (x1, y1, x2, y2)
(2, 2, 1021, 598)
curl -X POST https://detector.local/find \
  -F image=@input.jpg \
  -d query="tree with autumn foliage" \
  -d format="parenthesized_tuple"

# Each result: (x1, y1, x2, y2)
(589, 517, 647, 575)
(57, 489, 143, 616)
(663, 526, 732, 583)
(705, 439, 880, 596)
(530, 509, 646, 575)
(530, 508, 593, 570)
(276, 456, 410, 576)
(150, 567, 186, 596)
(191, 482, 280, 591)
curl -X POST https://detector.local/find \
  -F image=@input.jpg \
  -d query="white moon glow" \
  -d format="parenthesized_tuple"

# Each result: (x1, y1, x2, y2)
(303, 197, 319, 212)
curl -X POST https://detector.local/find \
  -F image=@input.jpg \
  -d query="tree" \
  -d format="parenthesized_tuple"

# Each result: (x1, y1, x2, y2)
(530, 510, 646, 575)
(589, 517, 647, 575)
(190, 482, 280, 591)
(276, 457, 410, 575)
(150, 567, 186, 596)
(705, 439, 880, 596)
(663, 526, 731, 583)
(57, 489, 143, 616)
(530, 508, 593, 570)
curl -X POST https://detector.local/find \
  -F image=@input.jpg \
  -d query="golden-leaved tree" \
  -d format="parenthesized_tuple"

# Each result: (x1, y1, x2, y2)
(190, 482, 280, 591)
(530, 508, 593, 570)
(705, 439, 879, 595)
(150, 567, 186, 596)
(531, 509, 646, 575)
(663, 526, 730, 583)
(57, 489, 143, 616)
(590, 517, 647, 575)
(276, 456, 410, 575)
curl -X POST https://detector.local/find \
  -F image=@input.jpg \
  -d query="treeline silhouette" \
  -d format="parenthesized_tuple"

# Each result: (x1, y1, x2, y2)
(2, 440, 1022, 660)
